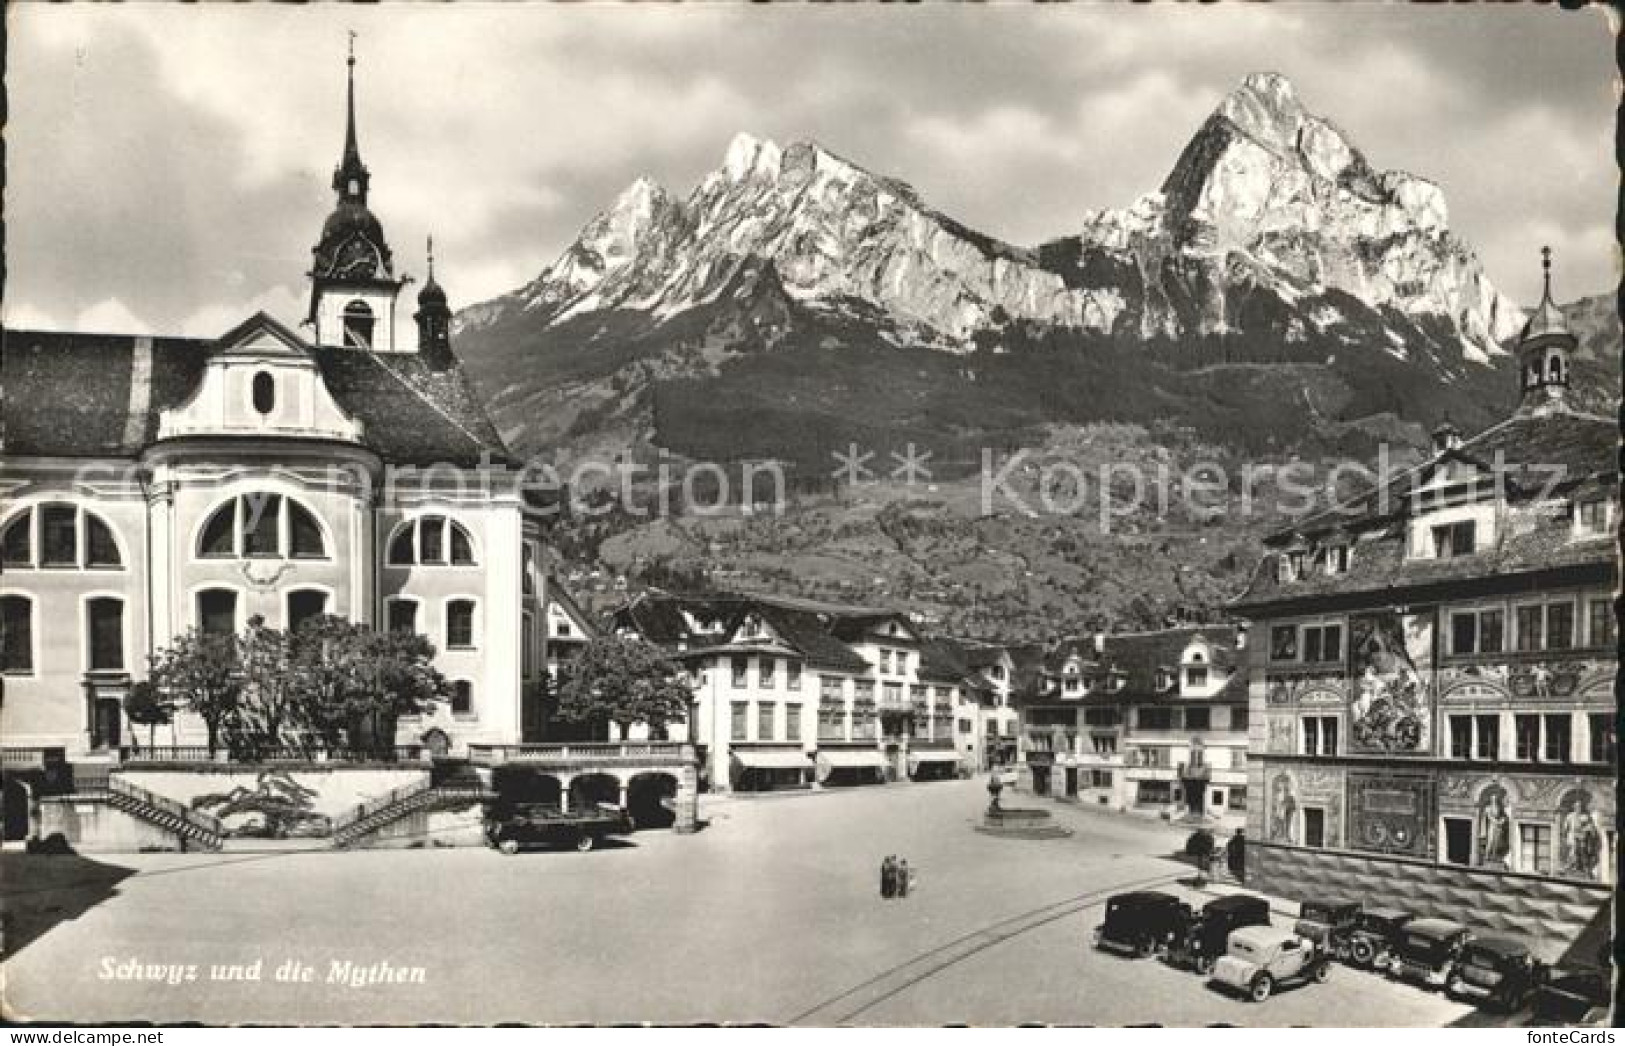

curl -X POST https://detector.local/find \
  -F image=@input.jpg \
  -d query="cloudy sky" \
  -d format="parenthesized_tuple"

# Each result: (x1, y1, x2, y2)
(7, 3, 1616, 341)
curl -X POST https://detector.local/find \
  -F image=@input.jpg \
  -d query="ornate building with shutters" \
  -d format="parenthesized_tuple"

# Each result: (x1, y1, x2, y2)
(1231, 252, 1616, 962)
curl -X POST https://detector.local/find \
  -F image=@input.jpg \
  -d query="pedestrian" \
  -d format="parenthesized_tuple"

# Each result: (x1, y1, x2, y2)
(897, 857, 910, 899)
(881, 854, 896, 899)
(1227, 829, 1246, 883)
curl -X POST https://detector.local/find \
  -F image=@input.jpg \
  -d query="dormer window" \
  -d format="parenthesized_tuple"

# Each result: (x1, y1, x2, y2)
(1432, 520, 1476, 559)
(1577, 499, 1612, 537)
(1325, 544, 1351, 575)
(1155, 669, 1174, 691)
(1185, 666, 1208, 688)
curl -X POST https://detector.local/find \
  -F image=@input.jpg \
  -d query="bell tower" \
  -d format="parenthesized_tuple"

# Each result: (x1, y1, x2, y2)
(415, 236, 455, 372)
(307, 35, 404, 351)
(1515, 246, 1573, 416)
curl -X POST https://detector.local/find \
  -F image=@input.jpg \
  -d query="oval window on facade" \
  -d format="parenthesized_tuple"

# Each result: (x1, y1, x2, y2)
(252, 372, 276, 415)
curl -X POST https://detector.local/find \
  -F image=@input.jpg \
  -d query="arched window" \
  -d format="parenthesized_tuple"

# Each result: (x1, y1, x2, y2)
(446, 599, 476, 649)
(1, 595, 34, 674)
(451, 680, 474, 716)
(1549, 354, 1565, 383)
(252, 371, 276, 415)
(385, 516, 476, 566)
(86, 597, 124, 672)
(197, 588, 238, 637)
(287, 589, 328, 633)
(197, 494, 328, 560)
(342, 300, 375, 349)
(0, 505, 122, 569)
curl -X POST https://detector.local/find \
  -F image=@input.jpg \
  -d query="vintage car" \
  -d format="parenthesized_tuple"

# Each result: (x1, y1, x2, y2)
(1298, 899, 1361, 962)
(1209, 922, 1331, 1002)
(484, 802, 633, 854)
(1387, 918, 1472, 989)
(1531, 966, 1611, 1026)
(1347, 906, 1415, 969)
(1168, 893, 1273, 974)
(1447, 936, 1544, 1012)
(1093, 891, 1192, 958)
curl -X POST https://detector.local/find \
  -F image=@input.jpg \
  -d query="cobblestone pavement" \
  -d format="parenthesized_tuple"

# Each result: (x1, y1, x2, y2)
(3, 780, 1476, 1025)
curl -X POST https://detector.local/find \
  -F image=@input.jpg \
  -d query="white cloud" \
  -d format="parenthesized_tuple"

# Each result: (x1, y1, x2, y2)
(74, 299, 152, 335)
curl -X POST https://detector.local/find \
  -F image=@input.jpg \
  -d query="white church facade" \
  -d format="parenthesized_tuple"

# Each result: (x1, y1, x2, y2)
(1, 51, 547, 763)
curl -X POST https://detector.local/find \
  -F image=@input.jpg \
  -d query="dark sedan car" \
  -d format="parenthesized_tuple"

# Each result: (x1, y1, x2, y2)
(1168, 893, 1273, 974)
(1348, 906, 1414, 970)
(1093, 891, 1191, 958)
(1447, 937, 1543, 1012)
(1298, 899, 1361, 962)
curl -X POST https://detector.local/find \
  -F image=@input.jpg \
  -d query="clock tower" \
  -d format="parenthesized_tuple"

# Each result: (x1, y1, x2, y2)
(308, 38, 404, 351)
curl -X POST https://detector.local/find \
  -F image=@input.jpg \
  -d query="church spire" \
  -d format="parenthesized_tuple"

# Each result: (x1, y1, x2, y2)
(333, 32, 370, 203)
(1515, 245, 1573, 415)
(415, 234, 454, 370)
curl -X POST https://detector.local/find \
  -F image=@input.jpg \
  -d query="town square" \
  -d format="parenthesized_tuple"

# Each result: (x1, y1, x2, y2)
(1, 3, 1616, 1029)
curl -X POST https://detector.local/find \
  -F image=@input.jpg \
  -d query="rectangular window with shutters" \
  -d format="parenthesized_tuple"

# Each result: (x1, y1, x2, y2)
(1449, 715, 1473, 759)
(758, 703, 775, 742)
(386, 600, 418, 636)
(1588, 598, 1615, 648)
(1543, 714, 1571, 763)
(732, 656, 748, 688)
(1475, 714, 1499, 761)
(41, 505, 77, 566)
(1515, 714, 1540, 761)
(87, 598, 124, 672)
(820, 675, 844, 702)
(1589, 713, 1616, 764)
(785, 661, 801, 691)
(1520, 823, 1552, 875)
(198, 589, 238, 637)
(817, 703, 845, 741)
(731, 702, 748, 742)
(760, 658, 776, 689)
(1, 596, 34, 674)
(785, 705, 802, 742)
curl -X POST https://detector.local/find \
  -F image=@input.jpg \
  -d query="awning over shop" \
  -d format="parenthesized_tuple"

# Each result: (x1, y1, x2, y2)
(907, 749, 962, 768)
(815, 749, 890, 778)
(730, 749, 812, 771)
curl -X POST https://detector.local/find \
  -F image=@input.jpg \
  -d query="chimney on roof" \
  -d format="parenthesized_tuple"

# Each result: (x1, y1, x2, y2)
(1235, 623, 1248, 651)
(1093, 630, 1105, 655)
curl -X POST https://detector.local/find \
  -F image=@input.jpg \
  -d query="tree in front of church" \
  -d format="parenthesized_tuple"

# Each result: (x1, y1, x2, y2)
(147, 628, 244, 757)
(551, 635, 693, 741)
(288, 616, 450, 758)
(124, 679, 177, 749)
(234, 616, 304, 760)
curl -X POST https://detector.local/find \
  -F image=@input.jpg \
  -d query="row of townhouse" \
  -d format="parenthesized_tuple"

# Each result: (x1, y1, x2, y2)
(1009, 627, 1251, 830)
(607, 592, 1021, 791)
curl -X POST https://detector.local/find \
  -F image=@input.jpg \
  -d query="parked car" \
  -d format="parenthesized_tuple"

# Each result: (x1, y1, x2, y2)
(1093, 891, 1192, 958)
(1531, 966, 1611, 1026)
(484, 802, 632, 854)
(1298, 899, 1361, 962)
(1347, 906, 1415, 970)
(1209, 922, 1331, 1002)
(1447, 936, 1544, 1012)
(1168, 893, 1273, 974)
(1387, 918, 1472, 989)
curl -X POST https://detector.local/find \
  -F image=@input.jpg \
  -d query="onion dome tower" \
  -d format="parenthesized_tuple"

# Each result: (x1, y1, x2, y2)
(308, 36, 404, 351)
(415, 236, 455, 371)
(1516, 246, 1573, 415)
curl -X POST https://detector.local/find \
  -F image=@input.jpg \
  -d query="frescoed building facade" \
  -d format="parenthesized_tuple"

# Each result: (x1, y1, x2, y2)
(1232, 258, 1616, 960)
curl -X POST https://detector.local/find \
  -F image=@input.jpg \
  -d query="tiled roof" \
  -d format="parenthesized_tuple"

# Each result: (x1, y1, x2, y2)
(2, 327, 512, 467)
(1011, 626, 1245, 707)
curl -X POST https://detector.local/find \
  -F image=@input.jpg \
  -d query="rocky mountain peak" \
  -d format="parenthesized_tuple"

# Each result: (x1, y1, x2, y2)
(1215, 71, 1308, 153)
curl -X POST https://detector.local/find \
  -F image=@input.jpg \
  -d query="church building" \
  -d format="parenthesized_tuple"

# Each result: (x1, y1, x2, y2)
(1, 49, 547, 765)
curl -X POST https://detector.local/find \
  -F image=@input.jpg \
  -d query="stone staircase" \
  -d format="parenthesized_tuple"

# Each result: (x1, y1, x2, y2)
(330, 772, 491, 849)
(101, 776, 226, 852)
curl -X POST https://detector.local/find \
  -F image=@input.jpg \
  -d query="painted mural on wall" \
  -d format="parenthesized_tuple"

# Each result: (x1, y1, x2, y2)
(1438, 660, 1611, 704)
(1349, 611, 1431, 754)
(1265, 767, 1343, 848)
(1265, 714, 1296, 755)
(1264, 673, 1347, 707)
(1267, 772, 1299, 844)
(1557, 788, 1605, 882)
(191, 770, 333, 838)
(1347, 769, 1434, 858)
(1477, 784, 1512, 871)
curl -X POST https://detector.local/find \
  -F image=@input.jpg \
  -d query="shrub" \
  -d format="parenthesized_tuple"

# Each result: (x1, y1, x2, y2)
(1185, 829, 1216, 859)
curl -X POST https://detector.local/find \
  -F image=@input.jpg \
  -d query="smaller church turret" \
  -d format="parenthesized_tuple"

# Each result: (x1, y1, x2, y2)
(415, 236, 455, 371)
(1515, 246, 1573, 416)
(308, 36, 404, 352)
